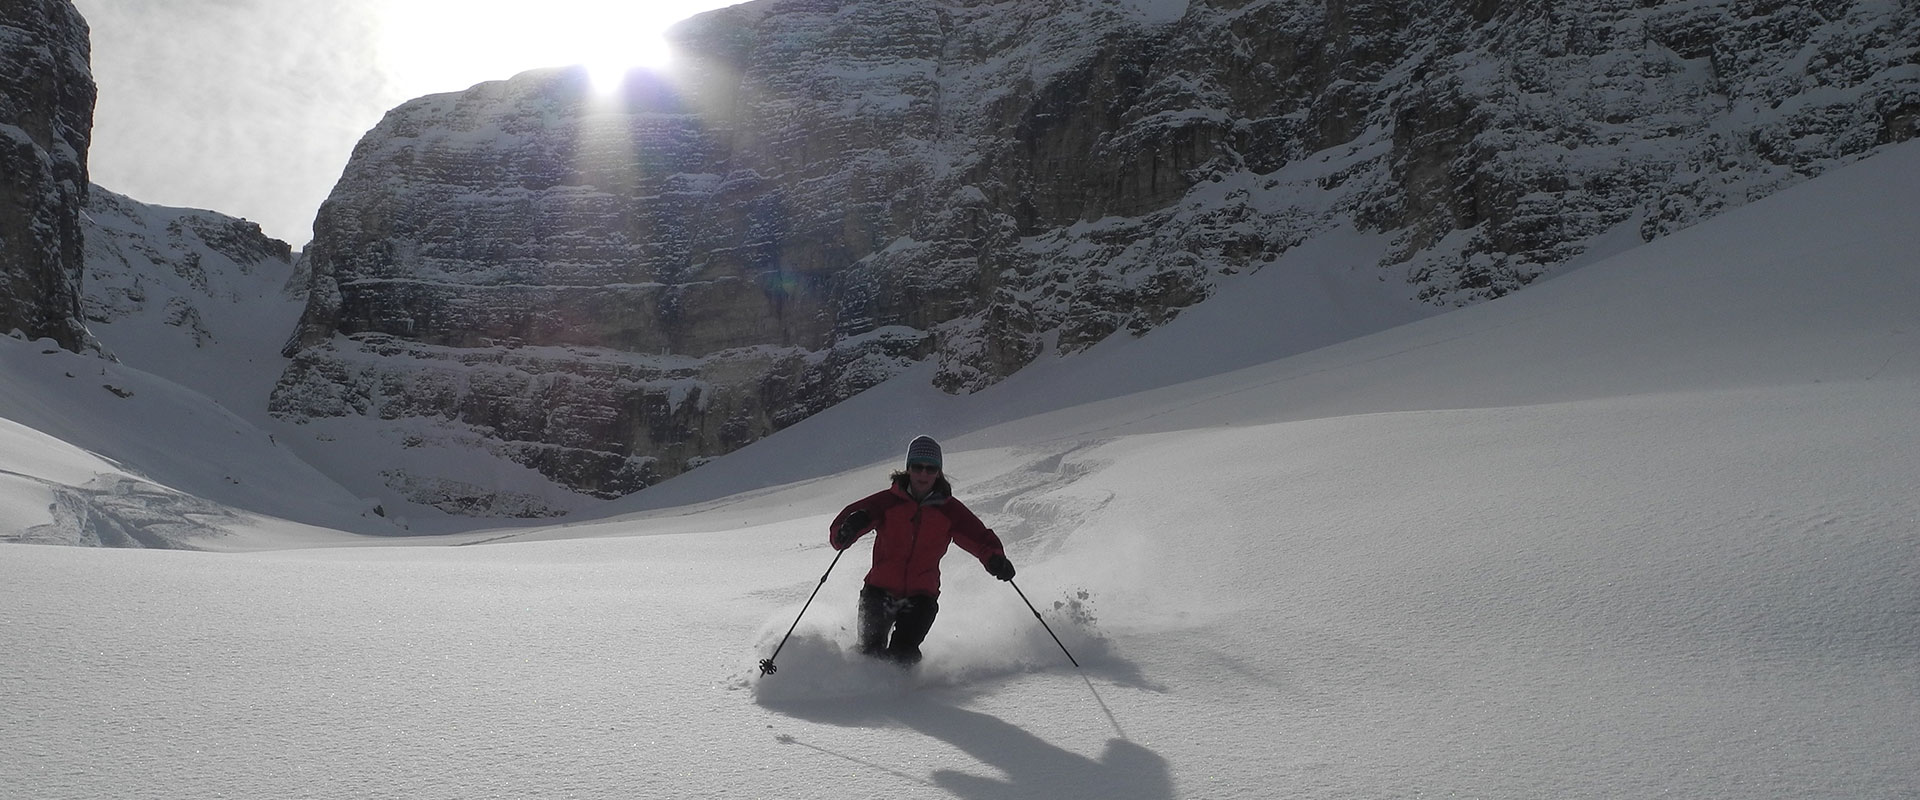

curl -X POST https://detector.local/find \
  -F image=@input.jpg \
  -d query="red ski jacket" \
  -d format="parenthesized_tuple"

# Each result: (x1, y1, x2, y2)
(829, 476, 1005, 598)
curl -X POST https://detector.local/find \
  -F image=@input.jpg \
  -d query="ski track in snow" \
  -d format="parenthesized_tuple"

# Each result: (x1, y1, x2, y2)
(5, 144, 1920, 798)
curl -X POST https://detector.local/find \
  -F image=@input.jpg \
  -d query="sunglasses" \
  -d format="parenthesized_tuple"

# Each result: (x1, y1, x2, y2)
(907, 463, 941, 473)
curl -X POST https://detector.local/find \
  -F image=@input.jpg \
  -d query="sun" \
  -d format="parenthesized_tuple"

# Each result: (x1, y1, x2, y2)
(572, 5, 681, 91)
(376, 1, 735, 99)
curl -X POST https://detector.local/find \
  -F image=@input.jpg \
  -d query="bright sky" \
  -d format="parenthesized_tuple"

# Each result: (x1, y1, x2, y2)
(72, 0, 744, 249)
(374, 0, 734, 97)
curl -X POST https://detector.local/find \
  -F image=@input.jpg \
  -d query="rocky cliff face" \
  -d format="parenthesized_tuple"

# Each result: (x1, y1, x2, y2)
(0, 0, 97, 352)
(82, 186, 298, 400)
(274, 0, 1919, 514)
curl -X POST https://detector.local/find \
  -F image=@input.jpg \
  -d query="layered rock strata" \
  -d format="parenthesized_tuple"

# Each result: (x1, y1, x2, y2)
(275, 0, 1920, 511)
(0, 0, 97, 352)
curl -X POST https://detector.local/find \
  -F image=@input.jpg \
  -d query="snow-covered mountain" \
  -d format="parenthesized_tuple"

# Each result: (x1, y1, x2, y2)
(269, 0, 1919, 519)
(81, 186, 298, 407)
(4, 3, 1914, 792)
(3, 129, 1915, 800)
(0, 185, 397, 546)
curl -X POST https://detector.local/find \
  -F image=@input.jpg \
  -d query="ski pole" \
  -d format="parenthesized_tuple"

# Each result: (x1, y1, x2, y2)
(1009, 579, 1080, 669)
(759, 547, 847, 676)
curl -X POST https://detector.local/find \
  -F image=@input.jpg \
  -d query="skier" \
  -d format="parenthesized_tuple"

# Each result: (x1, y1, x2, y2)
(829, 435, 1015, 665)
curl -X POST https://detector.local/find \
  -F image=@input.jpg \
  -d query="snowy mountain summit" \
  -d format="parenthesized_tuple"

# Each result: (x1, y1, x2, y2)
(270, 0, 1918, 517)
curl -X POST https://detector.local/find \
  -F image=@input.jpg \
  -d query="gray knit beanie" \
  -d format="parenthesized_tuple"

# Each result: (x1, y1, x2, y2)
(905, 435, 942, 469)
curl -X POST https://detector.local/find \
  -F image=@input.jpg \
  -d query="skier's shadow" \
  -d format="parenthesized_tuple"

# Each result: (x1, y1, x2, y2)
(772, 693, 1173, 799)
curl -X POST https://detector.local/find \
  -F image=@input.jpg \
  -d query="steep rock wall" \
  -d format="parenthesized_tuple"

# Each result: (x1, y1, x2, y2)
(274, 0, 1919, 513)
(0, 0, 96, 352)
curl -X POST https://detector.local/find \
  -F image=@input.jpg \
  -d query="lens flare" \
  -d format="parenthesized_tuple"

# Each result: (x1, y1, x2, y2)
(375, 1, 722, 98)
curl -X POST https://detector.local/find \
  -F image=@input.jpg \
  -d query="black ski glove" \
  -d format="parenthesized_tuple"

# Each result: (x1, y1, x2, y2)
(833, 509, 871, 550)
(985, 554, 1016, 581)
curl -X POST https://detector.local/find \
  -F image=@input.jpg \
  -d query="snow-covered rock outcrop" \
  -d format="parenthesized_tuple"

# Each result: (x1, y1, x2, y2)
(1, 188, 391, 549)
(81, 185, 300, 409)
(84, 187, 294, 338)
(273, 0, 1919, 510)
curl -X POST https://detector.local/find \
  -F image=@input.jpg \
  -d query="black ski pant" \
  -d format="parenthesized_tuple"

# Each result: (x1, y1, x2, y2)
(857, 584, 938, 665)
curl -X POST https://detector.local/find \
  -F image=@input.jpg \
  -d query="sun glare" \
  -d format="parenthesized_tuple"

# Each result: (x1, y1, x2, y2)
(377, 1, 726, 99)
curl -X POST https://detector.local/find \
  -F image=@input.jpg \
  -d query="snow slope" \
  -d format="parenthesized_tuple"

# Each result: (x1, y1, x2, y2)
(3, 142, 1918, 798)
(0, 342, 395, 545)
(0, 186, 398, 543)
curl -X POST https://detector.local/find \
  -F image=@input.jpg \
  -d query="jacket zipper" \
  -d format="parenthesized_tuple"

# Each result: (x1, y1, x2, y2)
(902, 505, 923, 589)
